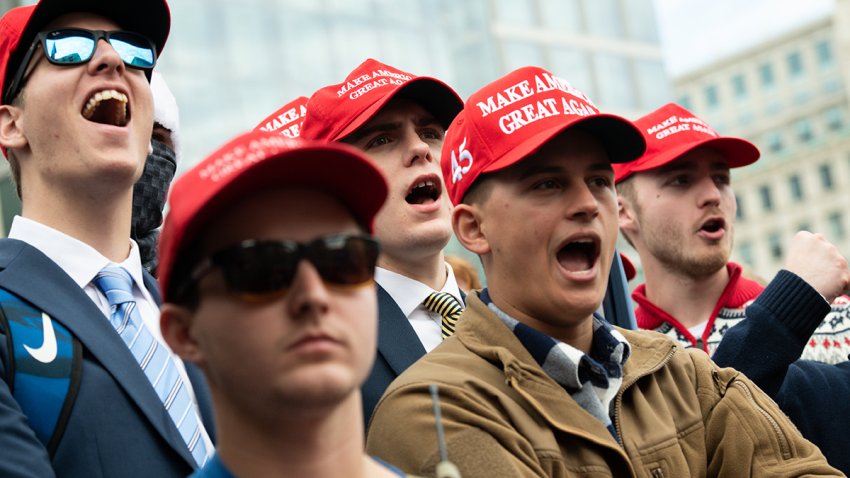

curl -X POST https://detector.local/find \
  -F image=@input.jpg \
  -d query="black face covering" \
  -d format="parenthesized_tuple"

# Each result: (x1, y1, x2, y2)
(132, 139, 177, 275)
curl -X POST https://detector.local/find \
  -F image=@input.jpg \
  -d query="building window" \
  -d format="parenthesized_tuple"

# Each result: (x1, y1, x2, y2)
(789, 174, 803, 200)
(593, 53, 635, 110)
(623, 0, 658, 42)
(495, 0, 536, 27)
(584, 0, 625, 39)
(795, 119, 813, 143)
(635, 59, 670, 110)
(732, 74, 746, 100)
(549, 47, 594, 98)
(540, 0, 581, 32)
(825, 106, 844, 131)
(759, 63, 775, 88)
(829, 212, 846, 240)
(819, 163, 834, 190)
(797, 222, 811, 232)
(787, 51, 804, 78)
(678, 95, 691, 110)
(759, 184, 773, 211)
(768, 232, 783, 259)
(738, 241, 754, 267)
(705, 84, 718, 108)
(501, 40, 544, 71)
(767, 131, 783, 153)
(816, 39, 833, 69)
(765, 100, 782, 115)
(767, 131, 782, 153)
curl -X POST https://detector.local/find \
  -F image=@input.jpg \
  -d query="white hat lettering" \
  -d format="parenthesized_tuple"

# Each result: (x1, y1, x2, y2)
(198, 136, 297, 182)
(499, 96, 596, 135)
(648, 115, 719, 140)
(476, 79, 535, 117)
(258, 104, 306, 135)
(337, 69, 412, 100)
(451, 137, 474, 184)
(477, 72, 599, 135)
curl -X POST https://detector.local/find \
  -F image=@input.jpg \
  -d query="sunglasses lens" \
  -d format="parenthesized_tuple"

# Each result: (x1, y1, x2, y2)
(44, 31, 95, 64)
(312, 236, 379, 286)
(217, 242, 298, 295)
(206, 235, 379, 299)
(109, 32, 155, 69)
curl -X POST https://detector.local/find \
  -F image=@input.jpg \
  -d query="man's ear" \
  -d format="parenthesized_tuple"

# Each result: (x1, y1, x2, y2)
(618, 196, 638, 236)
(452, 204, 490, 256)
(160, 304, 204, 365)
(0, 104, 28, 151)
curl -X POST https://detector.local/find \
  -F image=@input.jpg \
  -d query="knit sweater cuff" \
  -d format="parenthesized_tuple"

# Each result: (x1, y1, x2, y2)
(753, 269, 830, 340)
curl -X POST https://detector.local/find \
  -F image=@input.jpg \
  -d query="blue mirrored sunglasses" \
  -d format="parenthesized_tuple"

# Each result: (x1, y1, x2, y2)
(4, 28, 157, 104)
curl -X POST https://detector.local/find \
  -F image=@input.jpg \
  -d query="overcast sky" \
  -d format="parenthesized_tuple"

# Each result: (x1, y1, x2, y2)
(653, 0, 835, 76)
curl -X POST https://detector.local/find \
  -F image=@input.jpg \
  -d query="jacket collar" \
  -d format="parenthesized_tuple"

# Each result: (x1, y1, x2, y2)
(456, 292, 675, 443)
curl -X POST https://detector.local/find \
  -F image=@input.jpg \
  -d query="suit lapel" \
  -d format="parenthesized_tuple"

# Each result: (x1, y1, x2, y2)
(376, 284, 426, 376)
(0, 240, 197, 467)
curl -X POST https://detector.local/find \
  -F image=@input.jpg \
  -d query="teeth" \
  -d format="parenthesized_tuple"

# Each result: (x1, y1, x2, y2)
(413, 180, 434, 189)
(81, 89, 128, 123)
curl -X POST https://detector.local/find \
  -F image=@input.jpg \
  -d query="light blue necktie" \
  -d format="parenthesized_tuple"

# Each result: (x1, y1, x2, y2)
(94, 266, 208, 467)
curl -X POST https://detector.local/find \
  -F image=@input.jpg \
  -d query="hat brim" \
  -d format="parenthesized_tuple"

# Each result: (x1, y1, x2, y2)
(626, 137, 760, 176)
(335, 76, 464, 141)
(7, 0, 169, 91)
(481, 114, 647, 175)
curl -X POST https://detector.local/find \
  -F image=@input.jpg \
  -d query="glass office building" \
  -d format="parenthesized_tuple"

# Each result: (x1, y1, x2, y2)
(0, 0, 671, 265)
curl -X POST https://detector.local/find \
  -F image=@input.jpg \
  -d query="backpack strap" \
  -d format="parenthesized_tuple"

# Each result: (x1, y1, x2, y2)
(0, 288, 81, 457)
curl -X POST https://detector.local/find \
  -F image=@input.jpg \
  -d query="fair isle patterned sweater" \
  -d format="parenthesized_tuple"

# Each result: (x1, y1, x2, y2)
(633, 262, 850, 364)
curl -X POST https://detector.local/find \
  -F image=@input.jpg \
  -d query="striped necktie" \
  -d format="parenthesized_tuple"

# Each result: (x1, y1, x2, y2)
(423, 292, 463, 339)
(93, 266, 208, 467)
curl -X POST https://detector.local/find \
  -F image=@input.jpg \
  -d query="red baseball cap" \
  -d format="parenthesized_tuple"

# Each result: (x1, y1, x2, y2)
(613, 102, 760, 183)
(254, 96, 309, 138)
(0, 0, 170, 105)
(158, 131, 389, 302)
(442, 66, 646, 204)
(300, 58, 463, 142)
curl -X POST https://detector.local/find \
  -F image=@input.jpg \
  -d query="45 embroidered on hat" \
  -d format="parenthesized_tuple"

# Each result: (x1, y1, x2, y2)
(440, 66, 646, 205)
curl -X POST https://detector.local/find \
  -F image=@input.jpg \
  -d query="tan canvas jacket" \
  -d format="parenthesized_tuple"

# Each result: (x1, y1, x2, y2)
(366, 293, 842, 478)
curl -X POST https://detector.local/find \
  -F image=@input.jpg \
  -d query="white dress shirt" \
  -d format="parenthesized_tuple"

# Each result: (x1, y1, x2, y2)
(8, 215, 213, 456)
(375, 262, 463, 352)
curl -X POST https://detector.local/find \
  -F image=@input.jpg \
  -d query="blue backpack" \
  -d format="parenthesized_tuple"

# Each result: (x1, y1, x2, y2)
(0, 288, 81, 456)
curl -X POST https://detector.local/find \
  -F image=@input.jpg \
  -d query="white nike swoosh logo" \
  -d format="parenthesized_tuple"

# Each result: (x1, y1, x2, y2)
(24, 313, 58, 364)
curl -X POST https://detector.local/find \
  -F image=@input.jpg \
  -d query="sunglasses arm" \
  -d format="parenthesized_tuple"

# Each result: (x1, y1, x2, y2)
(3, 40, 40, 104)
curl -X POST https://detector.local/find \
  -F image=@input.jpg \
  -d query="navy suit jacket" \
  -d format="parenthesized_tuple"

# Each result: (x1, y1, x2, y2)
(361, 284, 464, 428)
(0, 239, 215, 478)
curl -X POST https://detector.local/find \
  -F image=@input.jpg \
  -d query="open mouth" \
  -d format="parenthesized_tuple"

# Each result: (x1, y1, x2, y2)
(556, 237, 600, 272)
(699, 217, 726, 234)
(81, 89, 129, 127)
(405, 176, 441, 205)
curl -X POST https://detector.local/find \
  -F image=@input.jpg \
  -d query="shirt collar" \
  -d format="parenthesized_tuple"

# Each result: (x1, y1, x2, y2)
(479, 288, 631, 372)
(375, 262, 463, 316)
(9, 215, 147, 292)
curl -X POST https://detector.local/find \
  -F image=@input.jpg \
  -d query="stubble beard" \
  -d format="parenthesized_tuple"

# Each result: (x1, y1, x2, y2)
(644, 220, 732, 280)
